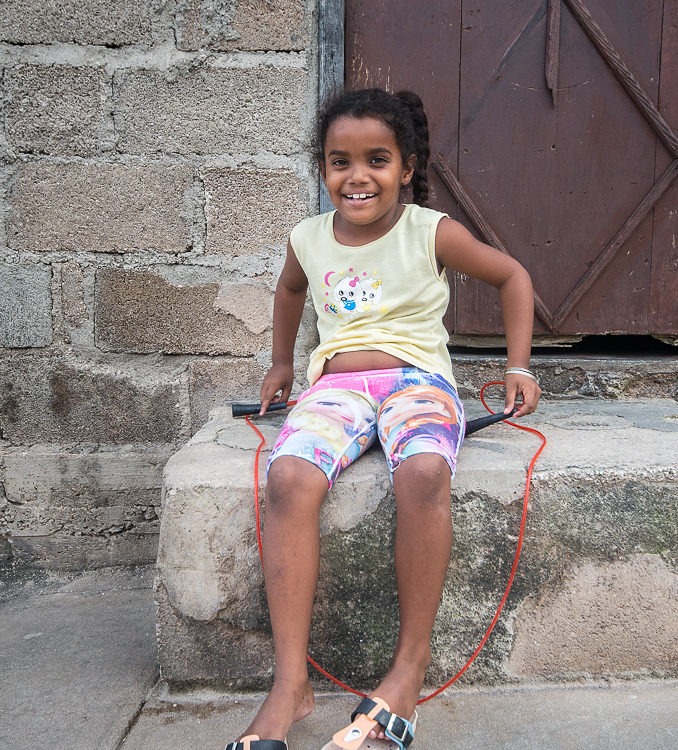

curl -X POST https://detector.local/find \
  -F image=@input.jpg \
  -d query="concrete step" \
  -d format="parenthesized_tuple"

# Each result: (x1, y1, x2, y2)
(124, 680, 678, 750)
(1, 443, 172, 570)
(452, 352, 677, 400)
(155, 397, 678, 691)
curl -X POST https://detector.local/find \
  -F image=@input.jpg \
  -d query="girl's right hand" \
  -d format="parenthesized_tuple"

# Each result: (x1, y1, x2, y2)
(259, 363, 295, 416)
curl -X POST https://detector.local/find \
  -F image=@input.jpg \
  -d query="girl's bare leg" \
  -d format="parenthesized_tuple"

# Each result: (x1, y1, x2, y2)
(238, 456, 328, 741)
(368, 453, 453, 738)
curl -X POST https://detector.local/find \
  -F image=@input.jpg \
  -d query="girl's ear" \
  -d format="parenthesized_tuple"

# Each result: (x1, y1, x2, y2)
(401, 154, 416, 186)
(318, 158, 327, 181)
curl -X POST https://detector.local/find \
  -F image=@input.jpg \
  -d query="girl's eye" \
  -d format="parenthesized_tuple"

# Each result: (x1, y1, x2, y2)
(371, 156, 388, 164)
(332, 158, 348, 167)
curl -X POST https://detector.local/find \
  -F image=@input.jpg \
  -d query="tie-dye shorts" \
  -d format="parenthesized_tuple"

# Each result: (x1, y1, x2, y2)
(267, 367, 464, 488)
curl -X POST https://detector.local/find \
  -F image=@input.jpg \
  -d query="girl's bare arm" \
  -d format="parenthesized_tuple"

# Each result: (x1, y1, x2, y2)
(435, 217, 541, 417)
(259, 240, 309, 415)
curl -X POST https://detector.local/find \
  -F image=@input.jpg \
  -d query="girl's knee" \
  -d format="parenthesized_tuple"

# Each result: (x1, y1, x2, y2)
(394, 453, 451, 508)
(266, 456, 328, 512)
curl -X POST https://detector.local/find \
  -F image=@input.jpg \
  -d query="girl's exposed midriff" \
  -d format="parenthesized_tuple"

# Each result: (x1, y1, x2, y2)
(322, 349, 411, 375)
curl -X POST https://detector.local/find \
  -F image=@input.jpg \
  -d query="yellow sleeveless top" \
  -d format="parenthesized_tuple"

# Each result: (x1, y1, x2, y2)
(290, 203, 455, 388)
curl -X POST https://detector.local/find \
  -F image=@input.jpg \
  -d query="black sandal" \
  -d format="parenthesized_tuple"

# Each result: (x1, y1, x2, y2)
(224, 736, 287, 750)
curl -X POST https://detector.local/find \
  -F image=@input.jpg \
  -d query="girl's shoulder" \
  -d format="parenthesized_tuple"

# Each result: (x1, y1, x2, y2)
(290, 210, 335, 261)
(405, 203, 449, 224)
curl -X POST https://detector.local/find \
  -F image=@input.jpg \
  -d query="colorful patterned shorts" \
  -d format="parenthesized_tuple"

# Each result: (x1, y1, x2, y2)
(267, 367, 465, 488)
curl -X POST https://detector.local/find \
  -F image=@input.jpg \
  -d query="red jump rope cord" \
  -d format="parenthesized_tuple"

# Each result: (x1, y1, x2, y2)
(245, 382, 547, 702)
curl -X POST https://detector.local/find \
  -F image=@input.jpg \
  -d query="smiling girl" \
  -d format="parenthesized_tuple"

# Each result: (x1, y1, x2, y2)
(224, 88, 540, 750)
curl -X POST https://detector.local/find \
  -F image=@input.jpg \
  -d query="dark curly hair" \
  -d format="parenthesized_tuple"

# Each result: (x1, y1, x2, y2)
(313, 88, 431, 206)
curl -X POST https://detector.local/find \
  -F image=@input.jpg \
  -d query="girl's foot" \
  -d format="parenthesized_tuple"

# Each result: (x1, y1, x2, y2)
(366, 654, 428, 740)
(236, 677, 315, 742)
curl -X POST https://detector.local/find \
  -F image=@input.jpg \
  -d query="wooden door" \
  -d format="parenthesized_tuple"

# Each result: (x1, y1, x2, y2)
(345, 0, 678, 340)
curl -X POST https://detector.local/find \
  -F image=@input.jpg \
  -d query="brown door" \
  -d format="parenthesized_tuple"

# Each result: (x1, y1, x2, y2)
(346, 0, 678, 340)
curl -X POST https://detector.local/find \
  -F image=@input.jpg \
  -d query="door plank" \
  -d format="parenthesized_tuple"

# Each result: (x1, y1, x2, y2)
(651, 0, 678, 333)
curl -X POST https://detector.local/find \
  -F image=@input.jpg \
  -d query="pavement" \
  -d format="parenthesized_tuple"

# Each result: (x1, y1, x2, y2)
(2, 564, 678, 749)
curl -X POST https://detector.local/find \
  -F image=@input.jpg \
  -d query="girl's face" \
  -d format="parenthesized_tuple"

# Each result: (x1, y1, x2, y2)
(320, 115, 415, 240)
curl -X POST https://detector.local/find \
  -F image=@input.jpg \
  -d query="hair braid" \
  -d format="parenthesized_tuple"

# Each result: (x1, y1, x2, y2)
(396, 91, 430, 206)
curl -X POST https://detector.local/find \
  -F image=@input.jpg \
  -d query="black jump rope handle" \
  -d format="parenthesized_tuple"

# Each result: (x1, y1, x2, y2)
(231, 401, 289, 418)
(231, 401, 517, 434)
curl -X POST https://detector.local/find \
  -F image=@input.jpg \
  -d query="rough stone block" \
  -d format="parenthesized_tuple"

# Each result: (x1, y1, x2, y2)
(2, 445, 170, 569)
(175, 0, 309, 51)
(60, 262, 88, 329)
(9, 533, 160, 571)
(452, 354, 678, 400)
(0, 263, 53, 348)
(189, 357, 267, 432)
(7, 164, 195, 253)
(95, 268, 271, 355)
(204, 168, 307, 255)
(0, 352, 186, 444)
(0, 0, 155, 46)
(115, 66, 307, 155)
(5, 65, 112, 156)
(156, 400, 678, 688)
(508, 555, 678, 678)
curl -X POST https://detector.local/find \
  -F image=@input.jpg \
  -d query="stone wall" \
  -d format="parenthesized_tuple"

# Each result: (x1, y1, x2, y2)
(0, 0, 319, 569)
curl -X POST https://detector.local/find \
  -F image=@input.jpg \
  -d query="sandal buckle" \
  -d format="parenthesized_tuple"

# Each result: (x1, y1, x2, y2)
(386, 713, 408, 743)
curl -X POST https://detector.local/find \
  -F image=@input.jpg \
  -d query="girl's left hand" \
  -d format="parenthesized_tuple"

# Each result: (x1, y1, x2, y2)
(504, 373, 541, 418)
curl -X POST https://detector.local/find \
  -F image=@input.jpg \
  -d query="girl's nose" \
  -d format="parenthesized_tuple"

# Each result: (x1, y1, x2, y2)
(349, 163, 369, 182)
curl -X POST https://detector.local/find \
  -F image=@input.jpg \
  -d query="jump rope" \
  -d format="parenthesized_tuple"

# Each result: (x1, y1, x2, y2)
(232, 381, 546, 704)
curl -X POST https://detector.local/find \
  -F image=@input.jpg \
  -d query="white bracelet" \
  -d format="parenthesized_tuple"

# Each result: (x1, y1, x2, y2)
(505, 367, 539, 383)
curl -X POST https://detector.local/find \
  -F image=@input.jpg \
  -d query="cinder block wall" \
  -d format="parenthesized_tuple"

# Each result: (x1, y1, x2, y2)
(0, 0, 319, 569)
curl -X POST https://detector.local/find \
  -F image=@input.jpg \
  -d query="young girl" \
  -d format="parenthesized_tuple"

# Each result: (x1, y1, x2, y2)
(225, 88, 540, 750)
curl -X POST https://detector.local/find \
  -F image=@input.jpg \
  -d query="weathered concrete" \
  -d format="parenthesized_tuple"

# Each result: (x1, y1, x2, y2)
(453, 352, 678, 401)
(175, 0, 310, 52)
(5, 64, 112, 156)
(156, 398, 678, 689)
(0, 263, 52, 348)
(0, 0, 157, 46)
(2, 445, 171, 569)
(60, 261, 88, 329)
(0, 565, 157, 750)
(0, 0, 316, 573)
(2, 564, 677, 749)
(0, 352, 187, 444)
(124, 681, 678, 750)
(7, 163, 196, 253)
(509, 555, 678, 678)
(188, 356, 268, 433)
(115, 65, 308, 155)
(204, 168, 308, 255)
(95, 267, 272, 355)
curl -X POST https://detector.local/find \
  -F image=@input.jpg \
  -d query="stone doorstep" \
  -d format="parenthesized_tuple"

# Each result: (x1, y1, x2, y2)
(156, 398, 678, 690)
(451, 353, 678, 400)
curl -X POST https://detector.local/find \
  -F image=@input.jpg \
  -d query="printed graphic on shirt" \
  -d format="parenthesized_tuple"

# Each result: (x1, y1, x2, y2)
(322, 268, 385, 317)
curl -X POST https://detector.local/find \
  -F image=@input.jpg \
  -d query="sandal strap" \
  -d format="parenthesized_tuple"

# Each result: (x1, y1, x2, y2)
(224, 739, 287, 750)
(348, 697, 415, 749)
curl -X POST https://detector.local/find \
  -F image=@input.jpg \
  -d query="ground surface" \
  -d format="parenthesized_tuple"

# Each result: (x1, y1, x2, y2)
(1, 565, 677, 749)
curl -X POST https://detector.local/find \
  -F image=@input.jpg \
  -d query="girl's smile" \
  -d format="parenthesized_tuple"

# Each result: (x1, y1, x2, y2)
(320, 115, 415, 245)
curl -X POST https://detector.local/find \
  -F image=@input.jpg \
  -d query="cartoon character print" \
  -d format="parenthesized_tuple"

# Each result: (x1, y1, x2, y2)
(322, 269, 385, 317)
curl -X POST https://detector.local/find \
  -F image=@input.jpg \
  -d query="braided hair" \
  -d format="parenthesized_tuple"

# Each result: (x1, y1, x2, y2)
(314, 88, 431, 206)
